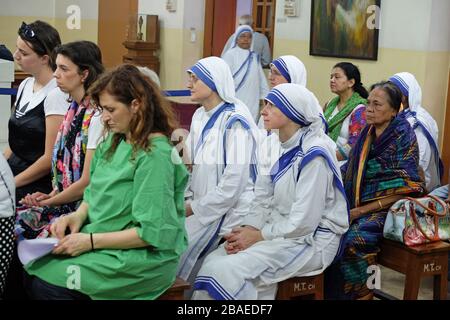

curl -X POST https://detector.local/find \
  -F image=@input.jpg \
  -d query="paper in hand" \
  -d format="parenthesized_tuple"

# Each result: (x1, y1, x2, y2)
(17, 237, 59, 265)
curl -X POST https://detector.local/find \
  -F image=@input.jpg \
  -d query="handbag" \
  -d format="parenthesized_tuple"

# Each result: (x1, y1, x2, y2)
(383, 195, 450, 246)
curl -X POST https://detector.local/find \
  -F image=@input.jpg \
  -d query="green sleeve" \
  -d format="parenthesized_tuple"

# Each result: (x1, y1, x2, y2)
(132, 145, 189, 251)
(82, 135, 109, 204)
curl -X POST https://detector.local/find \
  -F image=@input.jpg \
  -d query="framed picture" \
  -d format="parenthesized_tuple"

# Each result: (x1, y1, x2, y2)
(310, 0, 381, 61)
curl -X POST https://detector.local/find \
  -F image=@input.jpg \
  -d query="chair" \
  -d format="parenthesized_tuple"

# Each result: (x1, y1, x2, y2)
(276, 273, 324, 300)
(158, 277, 190, 300)
(374, 238, 449, 300)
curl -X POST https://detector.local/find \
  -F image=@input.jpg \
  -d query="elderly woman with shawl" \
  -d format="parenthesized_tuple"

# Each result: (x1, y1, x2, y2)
(389, 72, 442, 192)
(222, 25, 269, 122)
(325, 81, 425, 300)
(192, 83, 349, 300)
(177, 57, 260, 289)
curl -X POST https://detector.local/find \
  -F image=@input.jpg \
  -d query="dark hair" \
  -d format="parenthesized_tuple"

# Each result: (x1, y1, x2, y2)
(333, 62, 369, 99)
(18, 20, 61, 70)
(88, 64, 178, 159)
(55, 41, 105, 93)
(370, 81, 403, 112)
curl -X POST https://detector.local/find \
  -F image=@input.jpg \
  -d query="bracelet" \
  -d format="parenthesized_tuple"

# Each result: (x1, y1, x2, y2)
(90, 233, 94, 251)
(377, 200, 383, 209)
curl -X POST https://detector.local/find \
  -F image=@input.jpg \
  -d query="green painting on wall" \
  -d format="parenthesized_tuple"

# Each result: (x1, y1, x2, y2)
(310, 0, 381, 60)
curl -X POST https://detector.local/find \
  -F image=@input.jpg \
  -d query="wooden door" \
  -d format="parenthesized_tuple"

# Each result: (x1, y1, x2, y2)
(98, 0, 138, 69)
(441, 70, 450, 184)
(203, 0, 237, 57)
(252, 0, 276, 56)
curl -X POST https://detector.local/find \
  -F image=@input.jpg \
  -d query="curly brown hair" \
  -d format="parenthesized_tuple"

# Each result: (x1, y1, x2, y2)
(88, 64, 178, 159)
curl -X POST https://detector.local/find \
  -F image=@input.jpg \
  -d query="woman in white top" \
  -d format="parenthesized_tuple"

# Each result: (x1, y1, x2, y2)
(16, 41, 105, 240)
(222, 25, 269, 122)
(0, 154, 15, 297)
(192, 83, 349, 300)
(389, 72, 442, 192)
(4, 21, 68, 204)
(177, 57, 259, 288)
(324, 62, 368, 162)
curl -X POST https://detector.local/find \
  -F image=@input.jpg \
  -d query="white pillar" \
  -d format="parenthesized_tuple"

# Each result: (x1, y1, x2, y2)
(0, 59, 14, 148)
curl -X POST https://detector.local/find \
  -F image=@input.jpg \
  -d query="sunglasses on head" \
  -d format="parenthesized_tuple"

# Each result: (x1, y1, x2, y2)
(18, 22, 48, 54)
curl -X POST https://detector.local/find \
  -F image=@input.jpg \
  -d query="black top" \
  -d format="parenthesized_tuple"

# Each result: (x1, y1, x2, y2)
(7, 85, 52, 200)
(0, 44, 13, 61)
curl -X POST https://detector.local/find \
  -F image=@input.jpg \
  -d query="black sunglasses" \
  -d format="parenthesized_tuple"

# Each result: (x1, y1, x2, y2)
(18, 22, 48, 54)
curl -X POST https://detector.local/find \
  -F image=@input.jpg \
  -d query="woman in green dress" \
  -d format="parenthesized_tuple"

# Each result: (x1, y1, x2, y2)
(24, 64, 189, 300)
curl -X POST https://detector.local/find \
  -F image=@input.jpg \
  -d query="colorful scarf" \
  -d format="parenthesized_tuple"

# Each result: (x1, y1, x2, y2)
(52, 97, 95, 192)
(324, 92, 367, 142)
(15, 97, 97, 240)
(342, 116, 424, 208)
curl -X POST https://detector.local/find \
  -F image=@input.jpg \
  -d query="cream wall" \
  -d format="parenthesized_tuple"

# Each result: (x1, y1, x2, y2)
(0, 0, 98, 66)
(273, 0, 450, 144)
(139, 0, 205, 90)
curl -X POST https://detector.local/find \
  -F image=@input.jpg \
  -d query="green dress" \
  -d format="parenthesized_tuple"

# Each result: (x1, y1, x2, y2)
(25, 135, 189, 300)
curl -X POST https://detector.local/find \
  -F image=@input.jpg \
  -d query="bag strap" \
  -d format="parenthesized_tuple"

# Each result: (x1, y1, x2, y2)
(404, 195, 448, 217)
(404, 195, 447, 242)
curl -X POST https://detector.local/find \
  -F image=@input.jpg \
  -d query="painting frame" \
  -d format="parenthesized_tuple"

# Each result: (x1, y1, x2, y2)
(310, 0, 381, 61)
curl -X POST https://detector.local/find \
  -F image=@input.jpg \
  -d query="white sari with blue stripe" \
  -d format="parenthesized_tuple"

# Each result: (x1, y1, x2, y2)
(390, 72, 442, 191)
(192, 127, 349, 300)
(177, 101, 258, 281)
(222, 47, 269, 122)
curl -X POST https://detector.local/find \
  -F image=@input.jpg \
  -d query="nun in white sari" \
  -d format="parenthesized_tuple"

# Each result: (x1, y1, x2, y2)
(257, 55, 307, 129)
(177, 57, 261, 286)
(389, 72, 442, 191)
(192, 84, 349, 300)
(222, 25, 269, 123)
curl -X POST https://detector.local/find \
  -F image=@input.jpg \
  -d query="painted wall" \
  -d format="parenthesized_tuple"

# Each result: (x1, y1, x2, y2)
(273, 0, 450, 145)
(0, 0, 98, 62)
(139, 0, 205, 90)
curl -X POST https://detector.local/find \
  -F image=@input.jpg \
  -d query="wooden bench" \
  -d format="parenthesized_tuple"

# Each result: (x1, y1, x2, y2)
(158, 277, 190, 300)
(374, 239, 449, 300)
(276, 273, 324, 300)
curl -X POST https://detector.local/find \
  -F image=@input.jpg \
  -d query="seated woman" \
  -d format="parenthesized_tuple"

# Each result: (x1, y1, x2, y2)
(23, 64, 189, 300)
(0, 154, 15, 297)
(192, 83, 349, 300)
(389, 72, 442, 192)
(325, 81, 425, 300)
(324, 62, 368, 162)
(257, 55, 311, 175)
(5, 21, 67, 204)
(177, 57, 259, 286)
(3, 20, 67, 300)
(257, 55, 307, 129)
(16, 41, 104, 240)
(222, 25, 269, 122)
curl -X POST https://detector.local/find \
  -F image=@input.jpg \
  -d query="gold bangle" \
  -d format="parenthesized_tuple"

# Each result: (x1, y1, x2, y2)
(377, 200, 383, 209)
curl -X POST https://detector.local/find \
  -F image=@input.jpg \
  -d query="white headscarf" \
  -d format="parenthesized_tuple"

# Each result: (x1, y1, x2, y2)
(270, 55, 307, 86)
(389, 72, 439, 144)
(265, 84, 334, 151)
(265, 84, 342, 194)
(231, 25, 254, 51)
(187, 56, 259, 132)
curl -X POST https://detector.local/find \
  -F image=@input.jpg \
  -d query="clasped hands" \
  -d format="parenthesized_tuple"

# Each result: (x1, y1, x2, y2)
(223, 226, 263, 255)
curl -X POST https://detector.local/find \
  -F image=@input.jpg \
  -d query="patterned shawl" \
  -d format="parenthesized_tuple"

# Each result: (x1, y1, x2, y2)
(342, 116, 425, 208)
(51, 97, 95, 193)
(324, 92, 367, 142)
